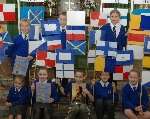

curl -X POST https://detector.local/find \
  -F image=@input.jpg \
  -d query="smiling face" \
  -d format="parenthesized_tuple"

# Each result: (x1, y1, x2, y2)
(110, 12, 120, 25)
(14, 77, 23, 89)
(100, 72, 110, 83)
(128, 71, 139, 86)
(59, 14, 67, 28)
(38, 69, 48, 82)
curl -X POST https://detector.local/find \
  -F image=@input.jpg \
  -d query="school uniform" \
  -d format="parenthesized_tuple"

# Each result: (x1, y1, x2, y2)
(7, 86, 32, 116)
(122, 83, 149, 112)
(32, 79, 59, 119)
(60, 26, 66, 49)
(66, 80, 90, 119)
(94, 80, 118, 119)
(100, 23, 127, 50)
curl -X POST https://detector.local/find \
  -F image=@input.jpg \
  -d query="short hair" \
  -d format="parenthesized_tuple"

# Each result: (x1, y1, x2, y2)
(129, 69, 140, 77)
(59, 11, 67, 16)
(14, 75, 25, 83)
(110, 9, 121, 18)
(37, 66, 48, 73)
(20, 19, 30, 25)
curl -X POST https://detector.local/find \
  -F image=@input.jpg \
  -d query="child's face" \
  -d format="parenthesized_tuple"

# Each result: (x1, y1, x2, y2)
(38, 69, 48, 82)
(100, 72, 110, 83)
(20, 21, 30, 34)
(75, 72, 84, 82)
(59, 14, 67, 27)
(128, 72, 139, 86)
(14, 78, 23, 89)
(110, 12, 120, 25)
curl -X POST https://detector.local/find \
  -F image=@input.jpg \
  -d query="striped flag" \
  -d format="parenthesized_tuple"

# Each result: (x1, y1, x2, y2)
(29, 24, 41, 40)
(128, 32, 145, 45)
(113, 65, 133, 80)
(0, 4, 16, 21)
(143, 55, 150, 70)
(66, 26, 86, 41)
(88, 50, 96, 63)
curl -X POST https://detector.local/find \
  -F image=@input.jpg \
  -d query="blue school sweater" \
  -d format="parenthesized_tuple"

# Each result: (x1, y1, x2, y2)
(7, 86, 32, 106)
(122, 84, 149, 111)
(32, 80, 59, 104)
(7, 34, 35, 64)
(100, 23, 127, 50)
(94, 80, 118, 101)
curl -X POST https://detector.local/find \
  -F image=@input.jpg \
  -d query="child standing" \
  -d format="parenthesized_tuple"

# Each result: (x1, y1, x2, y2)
(31, 67, 58, 119)
(101, 9, 127, 50)
(6, 75, 31, 119)
(122, 70, 150, 119)
(93, 72, 118, 119)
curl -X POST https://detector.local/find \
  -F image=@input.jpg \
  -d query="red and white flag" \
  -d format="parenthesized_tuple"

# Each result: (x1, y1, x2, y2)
(90, 11, 107, 27)
(47, 40, 62, 51)
(0, 4, 16, 21)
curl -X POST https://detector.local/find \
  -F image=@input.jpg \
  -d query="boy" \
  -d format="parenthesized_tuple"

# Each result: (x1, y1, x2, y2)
(66, 70, 93, 119)
(31, 67, 58, 119)
(93, 71, 118, 119)
(58, 12, 67, 49)
(122, 70, 150, 119)
(6, 75, 31, 119)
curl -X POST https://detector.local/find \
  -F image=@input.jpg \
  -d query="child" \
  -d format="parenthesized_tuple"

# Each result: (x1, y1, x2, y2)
(66, 70, 93, 119)
(100, 9, 127, 50)
(6, 75, 31, 119)
(31, 67, 58, 119)
(58, 12, 67, 49)
(93, 72, 118, 119)
(122, 69, 150, 119)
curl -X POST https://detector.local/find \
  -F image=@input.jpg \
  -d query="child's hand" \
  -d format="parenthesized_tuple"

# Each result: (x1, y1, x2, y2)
(48, 98, 54, 103)
(135, 106, 143, 112)
(5, 102, 12, 106)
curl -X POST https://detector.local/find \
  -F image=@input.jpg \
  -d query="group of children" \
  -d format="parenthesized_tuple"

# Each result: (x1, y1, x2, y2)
(1, 8, 150, 119)
(5, 68, 150, 119)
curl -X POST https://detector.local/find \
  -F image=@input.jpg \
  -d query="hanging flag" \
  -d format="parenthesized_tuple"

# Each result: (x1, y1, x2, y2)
(116, 50, 134, 65)
(41, 19, 61, 36)
(90, 11, 107, 27)
(20, 6, 44, 24)
(132, 9, 150, 15)
(140, 15, 150, 30)
(88, 50, 96, 63)
(89, 30, 105, 47)
(94, 56, 105, 72)
(144, 36, 150, 54)
(143, 55, 150, 69)
(56, 63, 74, 78)
(29, 24, 41, 40)
(128, 32, 145, 45)
(127, 45, 144, 60)
(67, 11, 85, 26)
(113, 65, 133, 80)
(20, 0, 44, 2)
(129, 14, 141, 30)
(66, 26, 86, 41)
(66, 40, 86, 55)
(105, 57, 116, 72)
(0, 4, 16, 21)
(56, 49, 74, 64)
(36, 51, 47, 60)
(29, 40, 47, 57)
(44, 35, 62, 51)
(45, 52, 56, 68)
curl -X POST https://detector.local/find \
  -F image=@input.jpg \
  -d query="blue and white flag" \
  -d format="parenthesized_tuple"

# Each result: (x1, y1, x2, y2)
(144, 36, 150, 54)
(20, 6, 44, 24)
(66, 40, 86, 55)
(41, 19, 61, 36)
(56, 63, 74, 78)
(56, 49, 74, 64)
(116, 50, 134, 65)
(89, 30, 105, 47)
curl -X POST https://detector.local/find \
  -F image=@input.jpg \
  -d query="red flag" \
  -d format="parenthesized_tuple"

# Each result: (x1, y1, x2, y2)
(36, 51, 47, 60)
